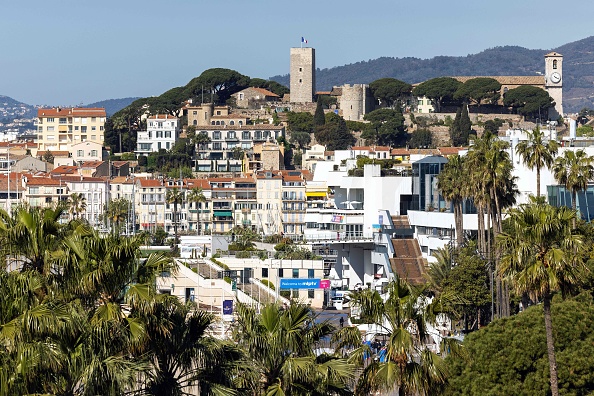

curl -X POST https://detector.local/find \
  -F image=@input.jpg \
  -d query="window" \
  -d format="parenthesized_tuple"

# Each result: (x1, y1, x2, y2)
(91, 135, 96, 140)
(47, 135, 55, 140)
(262, 268, 268, 278)
(166, 142, 170, 149)
(228, 131, 235, 139)
(91, 126, 96, 131)
(292, 290, 299, 298)
(308, 269, 314, 278)
(29, 187, 39, 194)
(47, 118, 54, 122)
(278, 268, 284, 277)
(59, 118, 67, 124)
(216, 110, 221, 115)
(292, 269, 299, 278)
(91, 150, 97, 157)
(213, 142, 222, 150)
(75, 126, 79, 130)
(81, 126, 87, 132)
(158, 142, 162, 150)
(299, 67, 302, 72)
(418, 100, 423, 105)
(165, 131, 171, 138)
(308, 290, 314, 299)
(157, 131, 163, 138)
(100, 126, 104, 131)
(213, 131, 221, 140)
(230, 121, 235, 125)
(77, 150, 84, 157)
(47, 126, 54, 132)
(299, 79, 302, 83)
(193, 111, 197, 115)
(242, 131, 250, 140)
(553, 59, 558, 69)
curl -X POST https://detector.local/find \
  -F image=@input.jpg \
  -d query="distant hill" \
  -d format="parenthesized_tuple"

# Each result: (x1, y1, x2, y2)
(85, 97, 140, 117)
(270, 36, 594, 113)
(0, 95, 37, 119)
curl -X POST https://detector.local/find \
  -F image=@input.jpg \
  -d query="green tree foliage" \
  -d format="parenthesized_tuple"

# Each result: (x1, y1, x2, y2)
(315, 112, 356, 150)
(444, 295, 594, 395)
(286, 111, 314, 134)
(515, 127, 559, 197)
(289, 131, 311, 150)
(412, 77, 462, 112)
(553, 150, 594, 219)
(408, 128, 433, 148)
(184, 68, 250, 104)
(503, 86, 555, 118)
(450, 106, 472, 146)
(454, 77, 501, 105)
(369, 77, 412, 108)
(483, 118, 504, 135)
(314, 99, 326, 126)
(348, 277, 462, 395)
(363, 108, 407, 147)
(498, 199, 586, 396)
(232, 302, 354, 395)
(438, 155, 467, 246)
(248, 77, 289, 96)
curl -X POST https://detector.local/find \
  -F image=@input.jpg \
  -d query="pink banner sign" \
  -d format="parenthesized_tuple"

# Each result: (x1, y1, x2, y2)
(319, 279, 331, 289)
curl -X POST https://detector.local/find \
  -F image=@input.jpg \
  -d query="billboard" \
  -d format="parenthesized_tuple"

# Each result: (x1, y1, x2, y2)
(280, 278, 331, 290)
(223, 300, 233, 315)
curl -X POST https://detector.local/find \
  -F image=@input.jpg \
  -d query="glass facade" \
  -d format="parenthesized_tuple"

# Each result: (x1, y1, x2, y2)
(548, 185, 594, 221)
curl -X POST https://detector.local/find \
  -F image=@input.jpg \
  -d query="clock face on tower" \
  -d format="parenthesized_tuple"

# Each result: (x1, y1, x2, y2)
(550, 72, 561, 84)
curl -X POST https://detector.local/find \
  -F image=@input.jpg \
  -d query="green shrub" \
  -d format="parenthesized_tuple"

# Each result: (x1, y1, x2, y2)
(261, 279, 275, 291)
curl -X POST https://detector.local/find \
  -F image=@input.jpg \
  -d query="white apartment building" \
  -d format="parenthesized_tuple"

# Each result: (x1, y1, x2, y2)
(35, 107, 106, 152)
(63, 176, 109, 227)
(135, 114, 180, 154)
(71, 141, 105, 165)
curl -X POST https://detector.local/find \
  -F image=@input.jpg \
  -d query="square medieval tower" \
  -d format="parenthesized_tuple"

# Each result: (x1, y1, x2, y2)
(290, 47, 316, 103)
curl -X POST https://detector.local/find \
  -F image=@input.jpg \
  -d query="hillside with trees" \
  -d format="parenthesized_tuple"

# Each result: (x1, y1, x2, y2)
(271, 36, 594, 113)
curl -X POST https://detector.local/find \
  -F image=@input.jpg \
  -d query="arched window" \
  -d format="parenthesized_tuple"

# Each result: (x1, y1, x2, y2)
(230, 121, 235, 125)
(216, 121, 220, 125)
(503, 87, 509, 93)
(239, 120, 243, 125)
(211, 121, 215, 125)
(193, 120, 197, 126)
(553, 60, 558, 69)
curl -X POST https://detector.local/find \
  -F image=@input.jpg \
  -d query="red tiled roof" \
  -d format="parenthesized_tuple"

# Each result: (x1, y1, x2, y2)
(251, 87, 279, 97)
(51, 166, 78, 175)
(438, 147, 466, 155)
(37, 107, 106, 118)
(37, 150, 70, 157)
(138, 179, 163, 188)
(60, 175, 105, 182)
(391, 148, 410, 156)
(352, 146, 391, 152)
(26, 177, 63, 186)
(147, 114, 178, 120)
(80, 161, 104, 168)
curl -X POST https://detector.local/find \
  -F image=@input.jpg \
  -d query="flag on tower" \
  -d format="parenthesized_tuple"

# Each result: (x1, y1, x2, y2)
(301, 37, 308, 44)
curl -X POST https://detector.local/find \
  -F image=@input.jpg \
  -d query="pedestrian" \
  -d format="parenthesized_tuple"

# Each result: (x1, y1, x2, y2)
(339, 317, 344, 327)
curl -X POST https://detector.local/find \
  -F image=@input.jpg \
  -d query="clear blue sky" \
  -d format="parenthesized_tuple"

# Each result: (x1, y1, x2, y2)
(1, 0, 591, 106)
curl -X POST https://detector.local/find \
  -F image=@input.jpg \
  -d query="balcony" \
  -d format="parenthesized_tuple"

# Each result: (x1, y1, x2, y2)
(225, 136, 239, 142)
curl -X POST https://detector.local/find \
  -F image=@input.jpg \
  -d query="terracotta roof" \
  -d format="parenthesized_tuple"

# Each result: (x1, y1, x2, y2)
(51, 166, 78, 175)
(185, 179, 210, 189)
(80, 161, 104, 168)
(138, 179, 163, 188)
(148, 114, 178, 120)
(453, 76, 544, 86)
(438, 147, 467, 155)
(26, 177, 63, 186)
(352, 145, 391, 152)
(391, 148, 410, 156)
(283, 175, 303, 182)
(111, 176, 135, 184)
(37, 107, 106, 118)
(255, 87, 279, 97)
(0, 142, 36, 148)
(316, 91, 332, 95)
(210, 114, 250, 120)
(111, 161, 128, 167)
(324, 151, 334, 156)
(37, 150, 70, 157)
(410, 148, 441, 155)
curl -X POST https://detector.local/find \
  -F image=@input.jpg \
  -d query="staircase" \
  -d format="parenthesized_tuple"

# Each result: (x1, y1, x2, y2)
(391, 215, 411, 229)
(237, 281, 277, 304)
(389, 239, 427, 285)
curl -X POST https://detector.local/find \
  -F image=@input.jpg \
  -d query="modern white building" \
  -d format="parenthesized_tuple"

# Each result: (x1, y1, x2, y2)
(135, 114, 180, 154)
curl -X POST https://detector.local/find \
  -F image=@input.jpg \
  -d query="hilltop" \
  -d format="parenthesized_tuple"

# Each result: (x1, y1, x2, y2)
(270, 36, 594, 113)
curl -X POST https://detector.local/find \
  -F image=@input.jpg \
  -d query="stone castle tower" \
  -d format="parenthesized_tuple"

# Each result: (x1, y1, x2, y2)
(544, 52, 563, 118)
(290, 47, 316, 103)
(339, 84, 374, 121)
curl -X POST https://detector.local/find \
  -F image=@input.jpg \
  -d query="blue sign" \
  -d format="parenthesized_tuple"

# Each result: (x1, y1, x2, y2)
(223, 300, 233, 315)
(280, 278, 321, 290)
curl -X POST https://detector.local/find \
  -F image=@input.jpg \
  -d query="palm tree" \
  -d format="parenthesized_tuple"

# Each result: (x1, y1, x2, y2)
(67, 192, 87, 219)
(105, 197, 131, 234)
(498, 199, 586, 396)
(192, 131, 212, 167)
(166, 187, 185, 253)
(437, 154, 466, 246)
(233, 302, 355, 395)
(515, 127, 559, 198)
(553, 149, 594, 227)
(187, 187, 206, 235)
(138, 298, 241, 395)
(348, 276, 461, 396)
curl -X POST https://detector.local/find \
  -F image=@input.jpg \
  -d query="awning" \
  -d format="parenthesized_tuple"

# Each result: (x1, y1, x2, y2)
(213, 211, 232, 217)
(306, 191, 326, 197)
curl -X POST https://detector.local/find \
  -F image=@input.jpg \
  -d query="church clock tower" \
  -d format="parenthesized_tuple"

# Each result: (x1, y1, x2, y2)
(544, 52, 563, 118)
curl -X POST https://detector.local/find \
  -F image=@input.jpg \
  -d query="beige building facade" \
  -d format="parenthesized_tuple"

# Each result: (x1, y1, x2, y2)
(290, 47, 316, 103)
(35, 107, 106, 152)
